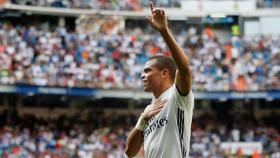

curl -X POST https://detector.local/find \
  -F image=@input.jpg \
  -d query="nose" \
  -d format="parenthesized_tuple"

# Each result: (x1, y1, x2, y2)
(141, 72, 145, 80)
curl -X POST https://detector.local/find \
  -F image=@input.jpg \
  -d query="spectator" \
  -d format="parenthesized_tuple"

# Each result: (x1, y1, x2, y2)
(0, 22, 279, 91)
(0, 109, 279, 157)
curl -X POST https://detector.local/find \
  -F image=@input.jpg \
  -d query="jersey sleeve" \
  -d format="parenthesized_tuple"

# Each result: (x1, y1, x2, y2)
(171, 85, 194, 112)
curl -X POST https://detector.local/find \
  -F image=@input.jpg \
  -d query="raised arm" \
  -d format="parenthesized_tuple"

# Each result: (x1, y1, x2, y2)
(146, 2, 192, 95)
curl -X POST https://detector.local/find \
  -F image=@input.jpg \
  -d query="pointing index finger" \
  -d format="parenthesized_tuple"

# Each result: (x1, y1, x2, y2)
(150, 0, 154, 13)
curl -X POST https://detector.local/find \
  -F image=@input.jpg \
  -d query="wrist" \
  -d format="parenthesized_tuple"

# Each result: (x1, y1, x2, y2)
(140, 113, 149, 121)
(135, 115, 147, 131)
(159, 27, 169, 35)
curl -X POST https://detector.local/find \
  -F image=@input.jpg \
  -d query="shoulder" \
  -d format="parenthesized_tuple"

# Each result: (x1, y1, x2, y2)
(171, 84, 193, 99)
(144, 104, 153, 113)
(170, 85, 194, 111)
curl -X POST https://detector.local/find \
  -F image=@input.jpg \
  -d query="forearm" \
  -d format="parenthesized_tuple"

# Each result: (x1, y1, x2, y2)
(159, 28, 191, 75)
(125, 128, 144, 157)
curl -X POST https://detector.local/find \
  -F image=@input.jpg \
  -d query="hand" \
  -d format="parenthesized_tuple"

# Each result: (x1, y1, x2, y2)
(146, 1, 168, 33)
(141, 99, 167, 121)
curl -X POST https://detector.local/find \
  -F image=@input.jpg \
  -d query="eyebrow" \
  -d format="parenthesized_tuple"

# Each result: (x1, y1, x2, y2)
(143, 68, 152, 72)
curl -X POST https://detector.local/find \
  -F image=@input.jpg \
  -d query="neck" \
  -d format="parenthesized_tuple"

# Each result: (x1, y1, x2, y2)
(153, 83, 173, 99)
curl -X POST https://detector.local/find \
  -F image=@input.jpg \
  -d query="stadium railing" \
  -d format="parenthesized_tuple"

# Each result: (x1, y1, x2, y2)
(0, 84, 279, 100)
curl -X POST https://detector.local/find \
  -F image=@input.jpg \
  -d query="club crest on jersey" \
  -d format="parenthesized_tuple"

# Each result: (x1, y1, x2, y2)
(143, 116, 168, 139)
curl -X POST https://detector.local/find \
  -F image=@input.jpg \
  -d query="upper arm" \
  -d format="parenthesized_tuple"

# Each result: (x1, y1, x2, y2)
(175, 69, 192, 96)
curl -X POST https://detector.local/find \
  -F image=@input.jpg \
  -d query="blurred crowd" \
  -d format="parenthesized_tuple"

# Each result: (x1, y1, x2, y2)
(7, 0, 280, 9)
(257, 0, 280, 8)
(0, 109, 135, 158)
(10, 0, 141, 11)
(8, 0, 180, 11)
(0, 21, 279, 91)
(191, 113, 280, 157)
(9, 0, 143, 11)
(0, 109, 279, 158)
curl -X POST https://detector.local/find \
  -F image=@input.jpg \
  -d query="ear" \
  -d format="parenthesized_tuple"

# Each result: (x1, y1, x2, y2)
(162, 69, 169, 78)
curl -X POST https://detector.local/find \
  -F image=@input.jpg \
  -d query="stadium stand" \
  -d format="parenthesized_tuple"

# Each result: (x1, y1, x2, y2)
(257, 0, 280, 8)
(7, 0, 180, 10)
(0, 22, 279, 91)
(0, 0, 279, 158)
(10, 0, 142, 11)
(0, 108, 279, 157)
(7, 0, 280, 9)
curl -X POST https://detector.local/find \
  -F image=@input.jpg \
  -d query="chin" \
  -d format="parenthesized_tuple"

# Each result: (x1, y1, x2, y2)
(143, 87, 151, 92)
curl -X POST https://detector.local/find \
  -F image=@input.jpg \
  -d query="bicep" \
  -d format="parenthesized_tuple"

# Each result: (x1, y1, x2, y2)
(175, 70, 192, 96)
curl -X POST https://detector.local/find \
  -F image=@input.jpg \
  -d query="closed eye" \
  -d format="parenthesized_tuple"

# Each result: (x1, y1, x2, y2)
(144, 68, 152, 73)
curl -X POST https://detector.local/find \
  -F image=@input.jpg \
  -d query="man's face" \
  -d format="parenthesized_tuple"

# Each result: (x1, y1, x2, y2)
(141, 60, 163, 92)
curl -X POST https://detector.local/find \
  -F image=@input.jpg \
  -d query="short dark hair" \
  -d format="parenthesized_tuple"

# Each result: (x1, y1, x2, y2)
(148, 55, 177, 82)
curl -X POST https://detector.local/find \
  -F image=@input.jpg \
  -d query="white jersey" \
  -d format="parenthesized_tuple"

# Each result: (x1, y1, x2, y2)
(143, 85, 194, 158)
